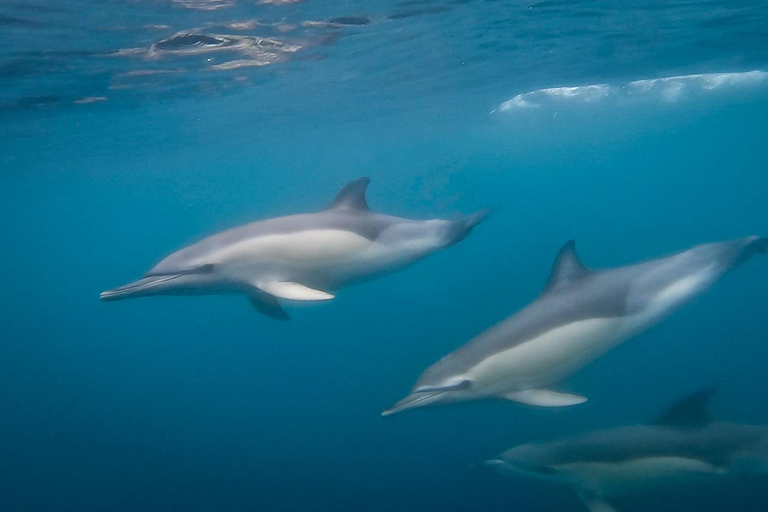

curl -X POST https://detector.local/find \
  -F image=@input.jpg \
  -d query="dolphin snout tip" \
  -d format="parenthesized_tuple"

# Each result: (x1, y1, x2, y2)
(99, 289, 116, 301)
(381, 394, 416, 417)
(99, 285, 136, 301)
(100, 285, 132, 301)
(381, 398, 411, 417)
(478, 459, 505, 469)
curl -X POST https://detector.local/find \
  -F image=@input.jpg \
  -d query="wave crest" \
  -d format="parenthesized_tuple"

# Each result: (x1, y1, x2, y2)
(498, 71, 768, 112)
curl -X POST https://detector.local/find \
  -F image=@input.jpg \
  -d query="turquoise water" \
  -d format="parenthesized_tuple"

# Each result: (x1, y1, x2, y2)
(2, 1, 768, 510)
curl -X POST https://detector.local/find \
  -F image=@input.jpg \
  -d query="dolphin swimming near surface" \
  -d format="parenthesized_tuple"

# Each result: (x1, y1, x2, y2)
(101, 177, 488, 320)
(481, 388, 768, 512)
(383, 236, 767, 416)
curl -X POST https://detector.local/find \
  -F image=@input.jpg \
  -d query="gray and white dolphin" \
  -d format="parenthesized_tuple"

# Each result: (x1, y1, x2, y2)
(101, 178, 487, 320)
(383, 236, 767, 415)
(482, 388, 768, 512)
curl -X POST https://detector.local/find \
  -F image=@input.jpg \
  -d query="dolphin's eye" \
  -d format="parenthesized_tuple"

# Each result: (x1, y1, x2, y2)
(534, 464, 557, 475)
(414, 379, 473, 394)
(197, 264, 215, 273)
(456, 379, 472, 390)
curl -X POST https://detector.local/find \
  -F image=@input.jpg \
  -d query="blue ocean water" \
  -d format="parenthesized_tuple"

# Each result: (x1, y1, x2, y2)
(2, 1, 768, 510)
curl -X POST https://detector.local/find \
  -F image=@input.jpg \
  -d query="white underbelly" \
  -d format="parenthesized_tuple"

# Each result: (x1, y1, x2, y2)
(207, 230, 373, 268)
(203, 229, 440, 285)
(560, 457, 723, 496)
(465, 317, 626, 395)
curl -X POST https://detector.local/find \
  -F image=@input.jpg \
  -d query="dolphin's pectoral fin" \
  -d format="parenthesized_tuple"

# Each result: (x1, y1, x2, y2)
(503, 389, 587, 407)
(578, 491, 617, 512)
(245, 280, 332, 319)
(247, 291, 290, 321)
(257, 281, 335, 301)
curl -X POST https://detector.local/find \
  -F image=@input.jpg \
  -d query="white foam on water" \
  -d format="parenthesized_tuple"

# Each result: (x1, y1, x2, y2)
(173, 0, 234, 10)
(497, 71, 768, 113)
(500, 84, 613, 110)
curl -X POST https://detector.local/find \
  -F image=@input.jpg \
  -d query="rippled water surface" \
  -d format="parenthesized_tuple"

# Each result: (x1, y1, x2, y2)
(4, 0, 768, 118)
(2, 1, 768, 511)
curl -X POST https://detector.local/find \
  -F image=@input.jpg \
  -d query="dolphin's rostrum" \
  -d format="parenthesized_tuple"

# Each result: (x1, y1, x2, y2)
(383, 236, 767, 415)
(101, 178, 488, 320)
(482, 388, 768, 512)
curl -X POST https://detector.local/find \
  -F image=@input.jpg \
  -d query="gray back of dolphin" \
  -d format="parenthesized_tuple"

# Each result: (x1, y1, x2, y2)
(101, 177, 489, 320)
(505, 389, 766, 470)
(147, 179, 389, 274)
(417, 236, 767, 387)
(489, 389, 768, 511)
(146, 177, 487, 288)
(147, 201, 403, 278)
(383, 236, 766, 415)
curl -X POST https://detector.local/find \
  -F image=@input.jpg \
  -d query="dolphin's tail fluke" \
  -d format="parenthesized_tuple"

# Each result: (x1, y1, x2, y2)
(463, 208, 492, 229)
(734, 236, 768, 267)
(445, 208, 492, 246)
(100, 274, 182, 301)
(749, 236, 768, 255)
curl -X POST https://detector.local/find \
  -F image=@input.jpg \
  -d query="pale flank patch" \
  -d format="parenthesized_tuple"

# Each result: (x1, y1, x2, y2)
(362, 220, 448, 268)
(624, 266, 715, 333)
(206, 229, 374, 268)
(650, 270, 711, 310)
(466, 318, 625, 394)
(560, 457, 723, 495)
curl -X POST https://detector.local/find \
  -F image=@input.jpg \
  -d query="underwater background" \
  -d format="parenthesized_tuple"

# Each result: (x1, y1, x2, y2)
(2, 0, 768, 510)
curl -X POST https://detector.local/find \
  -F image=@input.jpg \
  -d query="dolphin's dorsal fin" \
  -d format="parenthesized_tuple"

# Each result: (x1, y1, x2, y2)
(653, 387, 716, 428)
(325, 177, 372, 212)
(542, 240, 592, 294)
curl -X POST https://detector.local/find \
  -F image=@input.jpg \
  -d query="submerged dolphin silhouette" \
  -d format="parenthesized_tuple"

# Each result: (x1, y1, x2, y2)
(101, 178, 488, 320)
(383, 236, 767, 415)
(482, 388, 768, 512)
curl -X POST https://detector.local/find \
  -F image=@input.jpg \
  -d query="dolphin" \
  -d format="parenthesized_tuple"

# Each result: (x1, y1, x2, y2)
(481, 388, 768, 512)
(383, 236, 767, 415)
(101, 177, 488, 320)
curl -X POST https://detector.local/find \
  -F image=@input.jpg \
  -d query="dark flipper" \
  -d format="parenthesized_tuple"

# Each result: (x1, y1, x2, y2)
(578, 491, 617, 512)
(248, 292, 290, 321)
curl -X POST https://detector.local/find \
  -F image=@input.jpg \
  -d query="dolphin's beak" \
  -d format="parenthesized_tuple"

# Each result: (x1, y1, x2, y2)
(381, 390, 445, 417)
(474, 458, 540, 477)
(476, 459, 508, 471)
(100, 274, 182, 301)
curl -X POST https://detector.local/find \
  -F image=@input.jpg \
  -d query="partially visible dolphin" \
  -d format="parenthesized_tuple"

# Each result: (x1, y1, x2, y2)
(101, 178, 488, 320)
(481, 388, 768, 512)
(383, 236, 767, 415)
